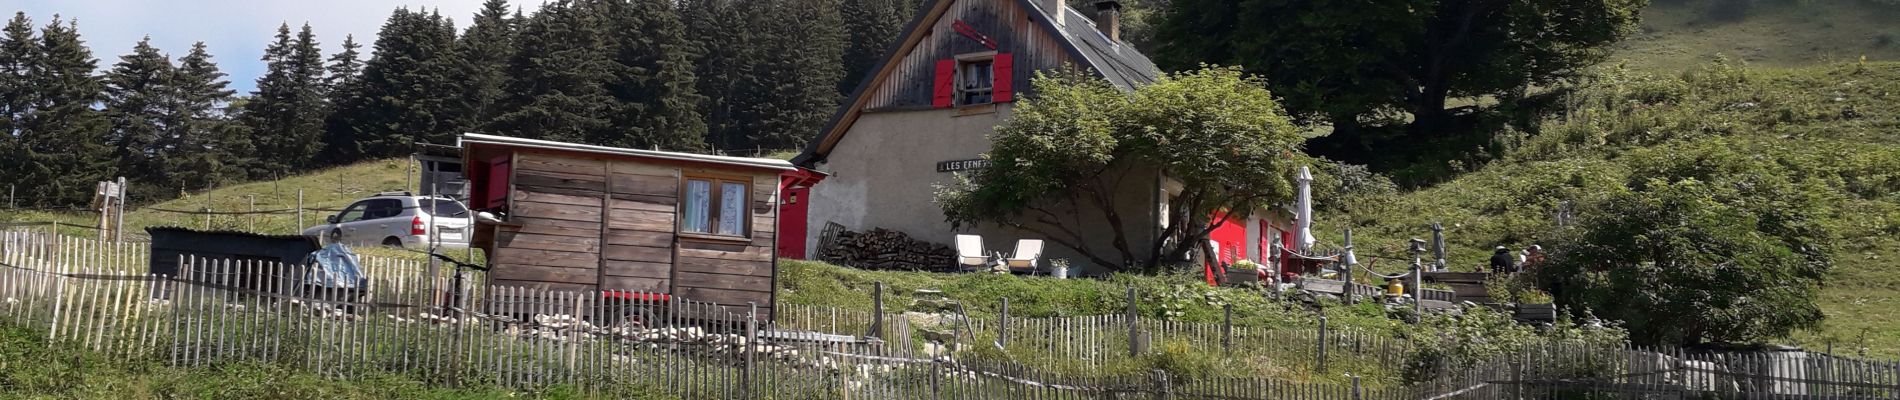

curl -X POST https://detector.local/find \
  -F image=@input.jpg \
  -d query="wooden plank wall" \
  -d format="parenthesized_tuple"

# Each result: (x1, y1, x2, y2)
(865, 0, 1077, 110)
(603, 161, 679, 294)
(487, 150, 779, 320)
(490, 152, 607, 292)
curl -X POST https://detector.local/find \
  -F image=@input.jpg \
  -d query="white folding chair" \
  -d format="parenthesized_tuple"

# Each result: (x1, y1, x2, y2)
(1004, 239, 1044, 274)
(956, 234, 988, 271)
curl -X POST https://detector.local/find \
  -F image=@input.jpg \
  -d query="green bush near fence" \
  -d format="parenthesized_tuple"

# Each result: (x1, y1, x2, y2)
(0, 324, 644, 400)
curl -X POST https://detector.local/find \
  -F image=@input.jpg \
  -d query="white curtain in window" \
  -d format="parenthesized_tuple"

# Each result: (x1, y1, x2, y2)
(718, 182, 746, 236)
(684, 179, 711, 233)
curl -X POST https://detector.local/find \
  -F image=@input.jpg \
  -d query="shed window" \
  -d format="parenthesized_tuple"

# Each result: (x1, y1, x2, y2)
(680, 175, 750, 239)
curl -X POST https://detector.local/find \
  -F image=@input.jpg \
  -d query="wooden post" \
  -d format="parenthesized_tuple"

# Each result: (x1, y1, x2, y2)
(867, 281, 883, 340)
(744, 302, 759, 398)
(1221, 304, 1233, 355)
(7, 184, 13, 209)
(1317, 315, 1329, 372)
(246, 195, 255, 232)
(1151, 369, 1171, 400)
(114, 177, 126, 242)
(997, 297, 1009, 348)
(1351, 374, 1362, 400)
(1126, 287, 1139, 357)
(1341, 229, 1355, 305)
(296, 190, 304, 233)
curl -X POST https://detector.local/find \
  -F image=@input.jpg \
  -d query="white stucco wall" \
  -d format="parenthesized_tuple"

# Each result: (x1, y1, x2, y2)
(805, 106, 1165, 274)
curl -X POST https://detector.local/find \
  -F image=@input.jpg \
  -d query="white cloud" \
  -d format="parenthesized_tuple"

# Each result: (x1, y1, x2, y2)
(11, 0, 497, 92)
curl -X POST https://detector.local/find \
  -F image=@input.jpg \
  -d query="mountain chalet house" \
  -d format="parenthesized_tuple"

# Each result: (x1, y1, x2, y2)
(789, 0, 1300, 273)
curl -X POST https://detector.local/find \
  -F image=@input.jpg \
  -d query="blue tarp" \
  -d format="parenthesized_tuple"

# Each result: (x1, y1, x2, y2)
(306, 243, 365, 289)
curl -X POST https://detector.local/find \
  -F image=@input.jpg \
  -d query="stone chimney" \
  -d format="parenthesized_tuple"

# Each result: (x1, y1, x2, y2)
(1092, 1, 1122, 43)
(1048, 0, 1067, 26)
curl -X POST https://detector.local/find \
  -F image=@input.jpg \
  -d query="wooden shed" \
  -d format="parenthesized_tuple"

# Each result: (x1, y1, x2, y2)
(458, 133, 794, 319)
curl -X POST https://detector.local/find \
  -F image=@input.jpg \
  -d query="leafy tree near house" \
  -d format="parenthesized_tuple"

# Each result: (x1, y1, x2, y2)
(1536, 140, 1835, 346)
(937, 67, 1306, 270)
(13, 16, 111, 208)
(242, 23, 328, 177)
(1150, 0, 1646, 142)
(101, 37, 174, 187)
(161, 42, 250, 193)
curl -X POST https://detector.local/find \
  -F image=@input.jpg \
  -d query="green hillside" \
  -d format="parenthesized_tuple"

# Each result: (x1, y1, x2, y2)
(1326, 61, 1900, 356)
(1, 159, 415, 239)
(1615, 0, 1900, 71)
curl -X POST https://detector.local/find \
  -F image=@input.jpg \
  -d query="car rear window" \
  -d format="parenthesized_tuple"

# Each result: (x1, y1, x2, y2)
(421, 198, 468, 216)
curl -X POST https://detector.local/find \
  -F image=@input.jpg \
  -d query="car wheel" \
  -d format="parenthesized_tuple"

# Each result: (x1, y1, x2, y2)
(327, 228, 343, 245)
(382, 237, 404, 248)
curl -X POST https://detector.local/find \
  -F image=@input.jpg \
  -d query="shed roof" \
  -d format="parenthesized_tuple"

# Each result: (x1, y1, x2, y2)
(458, 133, 796, 171)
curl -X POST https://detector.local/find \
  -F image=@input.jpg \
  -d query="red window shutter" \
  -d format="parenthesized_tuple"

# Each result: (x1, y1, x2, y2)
(933, 59, 955, 108)
(485, 157, 511, 209)
(993, 53, 1014, 103)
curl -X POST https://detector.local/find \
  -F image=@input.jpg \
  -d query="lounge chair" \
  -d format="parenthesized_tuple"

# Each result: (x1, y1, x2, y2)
(956, 234, 989, 271)
(1004, 239, 1044, 274)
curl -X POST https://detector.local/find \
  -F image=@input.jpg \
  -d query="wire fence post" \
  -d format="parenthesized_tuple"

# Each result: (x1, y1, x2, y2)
(202, 208, 211, 230)
(7, 184, 13, 209)
(246, 195, 255, 232)
(296, 190, 304, 233)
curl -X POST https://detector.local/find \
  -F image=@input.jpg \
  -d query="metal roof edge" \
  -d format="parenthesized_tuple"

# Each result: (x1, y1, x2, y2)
(459, 133, 796, 171)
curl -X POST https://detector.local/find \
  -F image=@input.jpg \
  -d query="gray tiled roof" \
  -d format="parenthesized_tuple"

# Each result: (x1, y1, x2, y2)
(1046, 5, 1160, 90)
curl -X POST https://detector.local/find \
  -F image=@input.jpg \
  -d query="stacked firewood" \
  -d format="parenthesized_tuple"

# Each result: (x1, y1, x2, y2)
(819, 228, 957, 271)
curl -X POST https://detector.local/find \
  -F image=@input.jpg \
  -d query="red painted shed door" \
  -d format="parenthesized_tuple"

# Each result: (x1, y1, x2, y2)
(776, 186, 811, 259)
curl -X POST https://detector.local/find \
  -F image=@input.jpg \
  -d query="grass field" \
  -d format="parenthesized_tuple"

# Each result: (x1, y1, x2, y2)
(1327, 61, 1900, 356)
(1614, 0, 1900, 72)
(0, 159, 417, 240)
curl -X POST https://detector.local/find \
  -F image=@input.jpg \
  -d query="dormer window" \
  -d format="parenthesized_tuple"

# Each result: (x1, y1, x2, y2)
(958, 58, 995, 106)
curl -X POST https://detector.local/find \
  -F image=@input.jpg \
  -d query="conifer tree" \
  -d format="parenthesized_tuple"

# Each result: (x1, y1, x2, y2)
(102, 37, 174, 184)
(597, 0, 707, 150)
(350, 9, 462, 157)
(454, 0, 516, 131)
(0, 13, 38, 179)
(242, 23, 328, 177)
(17, 16, 111, 207)
(840, 0, 913, 95)
(487, 1, 612, 143)
(749, 0, 845, 149)
(319, 35, 367, 163)
(162, 42, 248, 192)
(682, 0, 759, 150)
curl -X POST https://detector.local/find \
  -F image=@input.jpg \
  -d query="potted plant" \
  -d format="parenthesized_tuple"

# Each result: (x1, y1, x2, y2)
(1224, 260, 1261, 285)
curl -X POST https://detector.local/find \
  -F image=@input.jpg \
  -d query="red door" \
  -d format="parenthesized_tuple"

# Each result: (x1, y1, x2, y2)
(776, 186, 810, 259)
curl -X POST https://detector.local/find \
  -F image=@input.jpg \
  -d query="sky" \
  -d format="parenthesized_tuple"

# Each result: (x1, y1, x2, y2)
(10, 0, 496, 93)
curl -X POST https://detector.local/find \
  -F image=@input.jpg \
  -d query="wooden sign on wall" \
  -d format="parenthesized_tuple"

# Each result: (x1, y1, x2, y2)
(935, 159, 991, 173)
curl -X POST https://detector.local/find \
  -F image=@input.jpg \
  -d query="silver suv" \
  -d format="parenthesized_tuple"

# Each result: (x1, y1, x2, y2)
(302, 192, 472, 249)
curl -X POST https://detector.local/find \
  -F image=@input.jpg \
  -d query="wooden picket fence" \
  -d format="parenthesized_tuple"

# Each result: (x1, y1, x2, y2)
(6, 231, 1899, 399)
(0, 255, 1407, 399)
